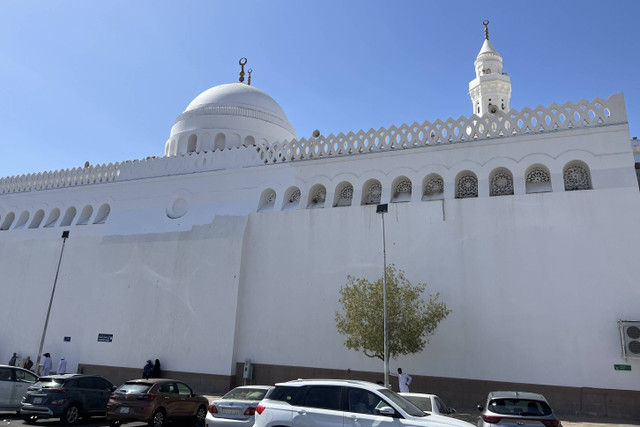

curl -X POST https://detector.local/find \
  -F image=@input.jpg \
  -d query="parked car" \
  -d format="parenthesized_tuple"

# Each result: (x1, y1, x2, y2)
(400, 392, 457, 416)
(477, 391, 562, 427)
(106, 378, 208, 427)
(20, 374, 114, 425)
(206, 385, 273, 427)
(0, 364, 38, 411)
(254, 378, 475, 427)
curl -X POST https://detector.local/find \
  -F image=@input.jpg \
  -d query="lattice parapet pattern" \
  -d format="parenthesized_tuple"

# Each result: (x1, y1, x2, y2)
(257, 94, 625, 164)
(0, 94, 626, 195)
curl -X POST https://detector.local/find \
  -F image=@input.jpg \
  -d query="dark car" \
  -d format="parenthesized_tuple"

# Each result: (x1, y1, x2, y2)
(20, 374, 115, 425)
(106, 378, 208, 427)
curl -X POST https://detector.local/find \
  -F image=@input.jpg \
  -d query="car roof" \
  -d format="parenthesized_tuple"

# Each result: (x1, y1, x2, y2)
(229, 385, 273, 390)
(487, 391, 548, 402)
(275, 379, 383, 389)
(399, 392, 437, 398)
(123, 378, 185, 384)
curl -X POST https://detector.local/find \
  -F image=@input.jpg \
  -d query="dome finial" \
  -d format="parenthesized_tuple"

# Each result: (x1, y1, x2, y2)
(248, 69, 252, 86)
(483, 20, 490, 40)
(239, 57, 247, 83)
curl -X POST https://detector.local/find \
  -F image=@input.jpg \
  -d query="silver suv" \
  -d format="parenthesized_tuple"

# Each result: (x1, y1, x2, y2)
(477, 391, 562, 427)
(254, 379, 474, 427)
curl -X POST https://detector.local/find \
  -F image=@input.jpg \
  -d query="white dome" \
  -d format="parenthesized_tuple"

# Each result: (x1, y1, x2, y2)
(166, 83, 296, 157)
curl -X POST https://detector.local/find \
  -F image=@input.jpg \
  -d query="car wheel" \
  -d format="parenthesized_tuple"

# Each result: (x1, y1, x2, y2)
(62, 404, 80, 425)
(195, 405, 207, 425)
(22, 414, 38, 424)
(108, 420, 122, 427)
(149, 409, 165, 427)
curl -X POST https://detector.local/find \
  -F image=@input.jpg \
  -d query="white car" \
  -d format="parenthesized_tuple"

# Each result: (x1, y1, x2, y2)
(0, 364, 38, 411)
(400, 392, 457, 416)
(254, 378, 474, 427)
(206, 385, 273, 427)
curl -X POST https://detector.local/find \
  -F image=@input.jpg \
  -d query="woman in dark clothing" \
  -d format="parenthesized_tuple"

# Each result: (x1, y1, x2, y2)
(143, 360, 153, 379)
(151, 359, 161, 378)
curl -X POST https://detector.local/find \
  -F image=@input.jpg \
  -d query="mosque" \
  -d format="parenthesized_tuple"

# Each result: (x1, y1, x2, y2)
(1, 22, 639, 418)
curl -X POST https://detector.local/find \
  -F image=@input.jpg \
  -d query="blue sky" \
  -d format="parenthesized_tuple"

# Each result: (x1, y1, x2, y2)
(0, 0, 638, 178)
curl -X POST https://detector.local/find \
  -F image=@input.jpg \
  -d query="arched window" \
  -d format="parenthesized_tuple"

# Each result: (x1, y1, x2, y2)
(456, 171, 478, 199)
(1, 212, 15, 230)
(391, 177, 412, 203)
(258, 189, 276, 212)
(526, 165, 552, 194)
(76, 205, 94, 225)
(187, 134, 197, 153)
(93, 204, 110, 224)
(60, 207, 77, 226)
(489, 168, 514, 196)
(423, 174, 444, 201)
(29, 209, 45, 229)
(334, 182, 353, 207)
(44, 208, 60, 228)
(362, 180, 382, 205)
(563, 161, 592, 191)
(307, 185, 326, 209)
(244, 135, 256, 147)
(13, 211, 30, 229)
(214, 133, 226, 151)
(283, 187, 301, 210)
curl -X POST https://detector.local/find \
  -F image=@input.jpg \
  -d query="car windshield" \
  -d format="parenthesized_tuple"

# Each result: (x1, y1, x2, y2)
(379, 389, 426, 417)
(34, 377, 64, 388)
(489, 398, 552, 416)
(402, 395, 432, 412)
(116, 382, 153, 394)
(223, 387, 269, 401)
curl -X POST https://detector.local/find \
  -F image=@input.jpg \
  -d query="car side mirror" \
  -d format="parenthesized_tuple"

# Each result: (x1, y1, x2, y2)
(449, 408, 457, 414)
(477, 405, 483, 411)
(378, 407, 396, 416)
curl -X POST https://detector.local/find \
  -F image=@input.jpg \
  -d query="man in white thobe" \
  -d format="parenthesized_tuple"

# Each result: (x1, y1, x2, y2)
(41, 353, 52, 375)
(57, 356, 67, 374)
(390, 368, 412, 392)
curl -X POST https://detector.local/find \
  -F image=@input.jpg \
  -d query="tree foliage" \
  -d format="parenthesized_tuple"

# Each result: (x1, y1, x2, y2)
(335, 265, 451, 361)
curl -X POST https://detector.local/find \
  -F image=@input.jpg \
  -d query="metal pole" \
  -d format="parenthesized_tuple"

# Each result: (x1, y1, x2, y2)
(36, 230, 69, 373)
(381, 211, 389, 388)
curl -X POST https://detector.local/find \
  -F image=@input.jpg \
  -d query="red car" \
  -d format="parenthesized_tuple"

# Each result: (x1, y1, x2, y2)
(106, 378, 208, 427)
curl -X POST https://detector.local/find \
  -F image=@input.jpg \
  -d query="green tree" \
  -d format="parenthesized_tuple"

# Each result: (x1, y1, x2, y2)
(335, 265, 451, 361)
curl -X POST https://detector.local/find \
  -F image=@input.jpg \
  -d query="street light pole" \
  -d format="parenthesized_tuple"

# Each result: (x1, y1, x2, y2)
(376, 204, 389, 388)
(36, 230, 69, 373)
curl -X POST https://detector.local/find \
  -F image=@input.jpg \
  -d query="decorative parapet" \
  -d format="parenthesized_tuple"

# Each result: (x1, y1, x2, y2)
(0, 94, 627, 195)
(256, 93, 627, 164)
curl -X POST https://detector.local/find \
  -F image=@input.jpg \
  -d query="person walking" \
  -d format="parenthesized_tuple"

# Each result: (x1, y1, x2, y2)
(390, 368, 412, 392)
(23, 356, 34, 371)
(142, 360, 153, 379)
(8, 352, 17, 366)
(41, 353, 52, 375)
(57, 356, 67, 374)
(151, 359, 161, 378)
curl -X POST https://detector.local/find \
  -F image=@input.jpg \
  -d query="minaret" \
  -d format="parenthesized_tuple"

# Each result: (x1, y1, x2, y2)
(469, 20, 511, 117)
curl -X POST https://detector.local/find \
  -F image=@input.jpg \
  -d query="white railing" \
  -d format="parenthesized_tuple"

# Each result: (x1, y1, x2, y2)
(256, 94, 626, 164)
(0, 94, 627, 194)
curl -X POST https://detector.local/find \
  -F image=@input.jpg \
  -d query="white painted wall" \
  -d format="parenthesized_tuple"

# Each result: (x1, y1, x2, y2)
(1, 105, 638, 392)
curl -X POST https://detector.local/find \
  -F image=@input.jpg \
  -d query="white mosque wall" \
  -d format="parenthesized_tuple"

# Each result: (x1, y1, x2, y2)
(1, 100, 638, 393)
(234, 188, 640, 391)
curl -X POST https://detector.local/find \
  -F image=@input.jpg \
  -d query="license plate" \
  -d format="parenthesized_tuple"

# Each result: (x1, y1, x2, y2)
(221, 408, 242, 415)
(33, 398, 43, 404)
(119, 407, 130, 414)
